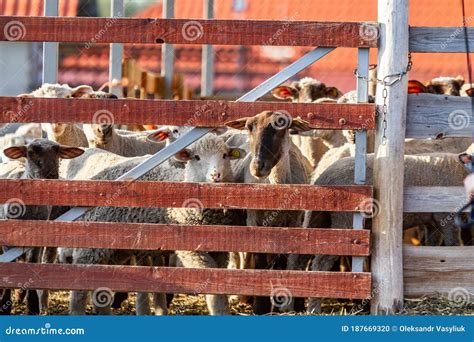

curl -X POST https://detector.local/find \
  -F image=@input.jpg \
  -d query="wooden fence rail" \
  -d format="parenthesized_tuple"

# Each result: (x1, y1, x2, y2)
(407, 94, 474, 139)
(0, 263, 372, 299)
(0, 220, 370, 256)
(0, 97, 376, 128)
(404, 187, 466, 213)
(0, 180, 372, 212)
(404, 245, 474, 297)
(0, 16, 378, 47)
(410, 27, 474, 53)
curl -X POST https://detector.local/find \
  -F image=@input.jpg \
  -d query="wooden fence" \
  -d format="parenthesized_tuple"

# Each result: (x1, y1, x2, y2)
(0, 15, 376, 306)
(1, 0, 474, 315)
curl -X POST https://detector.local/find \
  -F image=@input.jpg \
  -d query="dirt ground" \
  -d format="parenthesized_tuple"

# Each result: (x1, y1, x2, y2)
(9, 291, 474, 316)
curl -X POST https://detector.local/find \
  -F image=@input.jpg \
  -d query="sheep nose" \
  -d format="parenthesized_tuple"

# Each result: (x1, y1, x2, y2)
(210, 170, 221, 182)
(98, 124, 111, 134)
(254, 159, 265, 173)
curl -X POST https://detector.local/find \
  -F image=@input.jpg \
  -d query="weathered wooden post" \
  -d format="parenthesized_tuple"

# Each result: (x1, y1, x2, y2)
(371, 0, 409, 314)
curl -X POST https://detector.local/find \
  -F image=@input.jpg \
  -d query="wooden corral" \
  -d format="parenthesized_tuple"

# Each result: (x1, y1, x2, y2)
(0, 13, 376, 306)
(1, 0, 474, 315)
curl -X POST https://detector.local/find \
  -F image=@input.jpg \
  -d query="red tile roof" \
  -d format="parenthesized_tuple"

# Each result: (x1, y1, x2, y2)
(0, 0, 78, 16)
(58, 0, 474, 93)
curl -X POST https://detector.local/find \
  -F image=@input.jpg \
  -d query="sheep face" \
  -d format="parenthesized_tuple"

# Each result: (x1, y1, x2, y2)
(271, 77, 341, 103)
(225, 111, 311, 178)
(87, 124, 114, 145)
(49, 123, 67, 137)
(176, 135, 245, 183)
(3, 139, 84, 179)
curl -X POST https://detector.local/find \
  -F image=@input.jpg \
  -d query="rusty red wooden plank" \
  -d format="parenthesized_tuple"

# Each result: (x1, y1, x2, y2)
(0, 220, 370, 256)
(0, 263, 372, 299)
(0, 97, 376, 129)
(0, 16, 378, 47)
(0, 180, 372, 212)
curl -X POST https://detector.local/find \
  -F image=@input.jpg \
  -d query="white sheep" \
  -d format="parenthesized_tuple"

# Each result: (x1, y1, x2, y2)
(18, 83, 97, 148)
(83, 124, 166, 157)
(68, 153, 178, 315)
(312, 90, 471, 181)
(305, 151, 469, 313)
(59, 126, 194, 181)
(163, 134, 246, 315)
(68, 133, 245, 316)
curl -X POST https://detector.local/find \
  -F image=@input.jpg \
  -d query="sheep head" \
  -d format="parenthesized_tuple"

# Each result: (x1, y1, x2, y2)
(3, 139, 84, 179)
(225, 111, 311, 178)
(271, 77, 341, 103)
(174, 134, 245, 183)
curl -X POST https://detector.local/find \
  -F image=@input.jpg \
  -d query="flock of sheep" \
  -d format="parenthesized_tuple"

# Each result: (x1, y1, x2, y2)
(0, 75, 472, 316)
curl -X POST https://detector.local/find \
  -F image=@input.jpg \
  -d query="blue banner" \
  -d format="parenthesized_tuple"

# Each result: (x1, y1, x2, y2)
(0, 316, 473, 342)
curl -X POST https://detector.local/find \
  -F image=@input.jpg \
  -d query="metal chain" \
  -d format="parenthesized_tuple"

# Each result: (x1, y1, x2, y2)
(354, 53, 413, 145)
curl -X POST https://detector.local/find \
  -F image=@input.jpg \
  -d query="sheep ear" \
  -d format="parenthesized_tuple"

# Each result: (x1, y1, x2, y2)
(456, 75, 465, 87)
(226, 147, 246, 160)
(289, 117, 312, 133)
(17, 93, 34, 98)
(147, 129, 170, 142)
(465, 88, 474, 97)
(174, 149, 193, 162)
(458, 153, 472, 165)
(271, 86, 297, 100)
(225, 118, 250, 130)
(3, 146, 27, 159)
(58, 146, 84, 159)
(324, 87, 340, 98)
(71, 85, 94, 98)
(408, 80, 427, 94)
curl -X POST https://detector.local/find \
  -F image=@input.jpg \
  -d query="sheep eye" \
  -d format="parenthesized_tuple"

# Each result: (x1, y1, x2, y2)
(223, 153, 227, 159)
(172, 129, 179, 134)
(195, 155, 200, 161)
